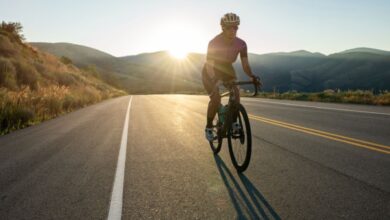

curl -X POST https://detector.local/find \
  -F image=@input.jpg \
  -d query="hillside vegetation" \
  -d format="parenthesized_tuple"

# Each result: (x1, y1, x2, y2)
(247, 90, 390, 105)
(0, 22, 126, 134)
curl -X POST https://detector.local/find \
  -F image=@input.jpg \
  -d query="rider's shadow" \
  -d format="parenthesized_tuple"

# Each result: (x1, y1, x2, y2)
(213, 155, 281, 220)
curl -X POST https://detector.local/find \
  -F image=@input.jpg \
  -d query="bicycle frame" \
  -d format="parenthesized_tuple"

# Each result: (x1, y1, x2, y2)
(219, 80, 259, 135)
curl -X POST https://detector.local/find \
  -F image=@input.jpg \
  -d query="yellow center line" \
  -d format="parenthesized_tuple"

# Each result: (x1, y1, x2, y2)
(249, 114, 390, 150)
(248, 114, 390, 155)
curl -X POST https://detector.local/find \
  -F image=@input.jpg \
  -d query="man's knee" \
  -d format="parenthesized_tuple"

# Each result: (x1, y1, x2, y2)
(210, 93, 221, 105)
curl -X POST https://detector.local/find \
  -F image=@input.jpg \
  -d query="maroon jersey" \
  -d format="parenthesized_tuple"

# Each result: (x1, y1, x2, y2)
(206, 33, 248, 80)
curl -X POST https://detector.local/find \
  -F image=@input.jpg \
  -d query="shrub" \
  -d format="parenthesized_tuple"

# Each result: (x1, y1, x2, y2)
(60, 56, 73, 65)
(55, 72, 77, 86)
(0, 21, 25, 43)
(0, 57, 17, 89)
(0, 35, 15, 56)
(13, 61, 39, 89)
(374, 91, 390, 105)
(341, 90, 374, 104)
(0, 88, 35, 133)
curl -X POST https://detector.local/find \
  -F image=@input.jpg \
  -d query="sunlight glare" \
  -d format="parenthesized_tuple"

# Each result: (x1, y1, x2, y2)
(169, 49, 188, 59)
(151, 20, 206, 60)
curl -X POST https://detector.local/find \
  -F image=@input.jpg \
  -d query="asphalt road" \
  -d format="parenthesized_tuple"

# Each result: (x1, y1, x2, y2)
(0, 95, 389, 219)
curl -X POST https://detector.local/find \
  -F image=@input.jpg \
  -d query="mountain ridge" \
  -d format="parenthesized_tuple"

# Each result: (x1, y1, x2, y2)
(30, 42, 390, 93)
(31, 42, 390, 58)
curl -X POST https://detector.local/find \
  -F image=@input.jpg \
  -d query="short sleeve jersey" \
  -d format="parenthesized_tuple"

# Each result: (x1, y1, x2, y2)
(206, 33, 248, 64)
(206, 34, 248, 80)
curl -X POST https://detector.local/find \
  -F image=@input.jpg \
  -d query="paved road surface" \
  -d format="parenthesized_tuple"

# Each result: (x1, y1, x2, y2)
(0, 95, 389, 219)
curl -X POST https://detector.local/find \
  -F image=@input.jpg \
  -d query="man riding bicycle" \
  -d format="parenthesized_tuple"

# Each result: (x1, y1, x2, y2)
(203, 12, 261, 141)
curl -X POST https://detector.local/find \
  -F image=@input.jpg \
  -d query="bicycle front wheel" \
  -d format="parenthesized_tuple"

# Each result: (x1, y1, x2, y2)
(227, 104, 252, 172)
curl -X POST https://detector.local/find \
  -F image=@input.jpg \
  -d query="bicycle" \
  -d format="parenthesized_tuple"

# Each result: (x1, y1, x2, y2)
(209, 76, 261, 173)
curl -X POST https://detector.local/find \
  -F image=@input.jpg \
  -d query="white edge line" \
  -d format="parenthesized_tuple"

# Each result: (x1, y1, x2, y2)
(242, 98, 390, 116)
(107, 96, 132, 220)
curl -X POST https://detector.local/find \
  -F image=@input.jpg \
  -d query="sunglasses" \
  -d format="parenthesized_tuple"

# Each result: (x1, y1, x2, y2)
(225, 26, 238, 31)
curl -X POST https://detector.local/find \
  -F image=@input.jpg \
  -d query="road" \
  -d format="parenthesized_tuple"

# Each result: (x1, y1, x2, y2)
(0, 95, 389, 219)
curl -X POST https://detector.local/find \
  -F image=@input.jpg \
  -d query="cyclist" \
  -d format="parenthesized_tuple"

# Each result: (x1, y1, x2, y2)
(203, 12, 261, 141)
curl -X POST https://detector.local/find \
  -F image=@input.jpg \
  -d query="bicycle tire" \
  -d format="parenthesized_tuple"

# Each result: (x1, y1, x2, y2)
(227, 104, 252, 172)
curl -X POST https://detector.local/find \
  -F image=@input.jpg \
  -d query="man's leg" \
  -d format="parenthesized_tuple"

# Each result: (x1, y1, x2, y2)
(202, 66, 221, 128)
(206, 89, 221, 128)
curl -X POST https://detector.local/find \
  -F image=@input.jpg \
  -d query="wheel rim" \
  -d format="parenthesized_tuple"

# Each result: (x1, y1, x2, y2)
(231, 113, 247, 166)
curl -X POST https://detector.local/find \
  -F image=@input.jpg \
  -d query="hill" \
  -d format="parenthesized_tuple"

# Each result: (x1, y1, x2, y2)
(30, 43, 204, 93)
(234, 50, 390, 92)
(336, 47, 390, 56)
(31, 42, 390, 93)
(0, 22, 126, 134)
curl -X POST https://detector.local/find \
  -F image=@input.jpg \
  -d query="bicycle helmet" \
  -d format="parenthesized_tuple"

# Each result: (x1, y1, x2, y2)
(220, 13, 240, 26)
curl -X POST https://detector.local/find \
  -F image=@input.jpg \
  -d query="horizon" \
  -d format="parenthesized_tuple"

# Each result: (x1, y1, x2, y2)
(2, 0, 390, 57)
(29, 41, 389, 58)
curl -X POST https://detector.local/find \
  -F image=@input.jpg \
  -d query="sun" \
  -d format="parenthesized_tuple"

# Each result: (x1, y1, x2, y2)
(150, 20, 206, 60)
(169, 49, 188, 59)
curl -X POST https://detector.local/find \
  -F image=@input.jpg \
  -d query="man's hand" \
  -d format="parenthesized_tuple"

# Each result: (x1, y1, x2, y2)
(250, 75, 262, 87)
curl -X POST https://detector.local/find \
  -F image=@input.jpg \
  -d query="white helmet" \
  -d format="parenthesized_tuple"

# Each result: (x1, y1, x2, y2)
(220, 13, 240, 26)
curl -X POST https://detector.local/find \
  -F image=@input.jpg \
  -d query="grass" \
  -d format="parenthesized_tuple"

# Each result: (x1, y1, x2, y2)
(0, 85, 125, 135)
(243, 89, 390, 105)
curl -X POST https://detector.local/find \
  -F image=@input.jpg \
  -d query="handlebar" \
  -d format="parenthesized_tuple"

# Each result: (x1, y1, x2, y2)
(231, 76, 261, 97)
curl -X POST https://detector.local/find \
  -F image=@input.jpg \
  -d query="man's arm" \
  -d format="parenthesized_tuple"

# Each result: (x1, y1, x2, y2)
(241, 56, 262, 87)
(206, 60, 215, 79)
(241, 57, 255, 78)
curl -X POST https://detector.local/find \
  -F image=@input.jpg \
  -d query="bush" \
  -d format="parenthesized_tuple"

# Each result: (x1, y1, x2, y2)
(341, 90, 374, 104)
(0, 35, 15, 56)
(13, 61, 39, 89)
(374, 91, 390, 105)
(0, 89, 35, 133)
(60, 56, 73, 65)
(0, 57, 17, 89)
(55, 72, 77, 86)
(0, 106, 34, 133)
(0, 21, 25, 43)
(252, 90, 389, 106)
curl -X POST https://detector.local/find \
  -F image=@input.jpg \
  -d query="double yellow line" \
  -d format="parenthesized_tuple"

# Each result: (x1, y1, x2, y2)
(248, 114, 390, 154)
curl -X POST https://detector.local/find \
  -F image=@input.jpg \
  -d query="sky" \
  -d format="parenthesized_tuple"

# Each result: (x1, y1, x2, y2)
(1, 0, 390, 57)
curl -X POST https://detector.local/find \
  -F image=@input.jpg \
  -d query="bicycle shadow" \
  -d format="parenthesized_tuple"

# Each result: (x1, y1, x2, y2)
(213, 155, 281, 220)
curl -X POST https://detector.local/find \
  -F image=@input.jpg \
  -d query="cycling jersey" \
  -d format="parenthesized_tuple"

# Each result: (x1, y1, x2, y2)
(205, 33, 248, 81)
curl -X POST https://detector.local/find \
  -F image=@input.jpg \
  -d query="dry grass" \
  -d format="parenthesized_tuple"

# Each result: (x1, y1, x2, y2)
(0, 21, 127, 134)
(248, 90, 390, 105)
(0, 85, 125, 134)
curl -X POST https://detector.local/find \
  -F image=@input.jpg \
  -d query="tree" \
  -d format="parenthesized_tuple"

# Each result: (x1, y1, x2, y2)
(0, 21, 25, 43)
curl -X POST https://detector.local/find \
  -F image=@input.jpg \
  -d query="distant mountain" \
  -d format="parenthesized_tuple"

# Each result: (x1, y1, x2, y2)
(31, 43, 205, 93)
(336, 47, 390, 56)
(30, 42, 131, 74)
(30, 42, 114, 63)
(287, 52, 390, 92)
(31, 43, 390, 93)
(263, 50, 325, 57)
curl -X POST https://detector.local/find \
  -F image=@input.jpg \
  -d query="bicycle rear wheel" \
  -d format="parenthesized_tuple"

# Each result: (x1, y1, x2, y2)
(209, 118, 223, 154)
(227, 104, 252, 172)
